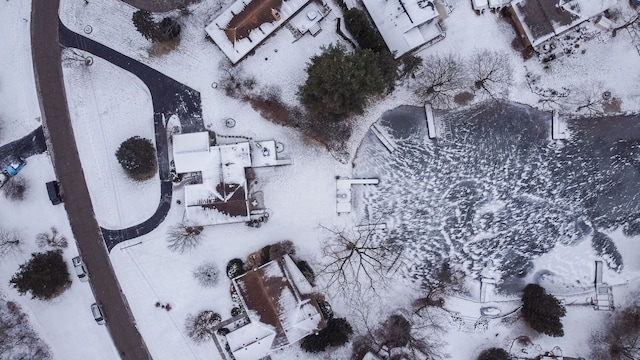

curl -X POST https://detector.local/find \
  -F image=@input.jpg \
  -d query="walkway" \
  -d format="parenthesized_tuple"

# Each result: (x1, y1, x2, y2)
(118, 0, 202, 12)
(58, 21, 204, 251)
(31, 0, 152, 358)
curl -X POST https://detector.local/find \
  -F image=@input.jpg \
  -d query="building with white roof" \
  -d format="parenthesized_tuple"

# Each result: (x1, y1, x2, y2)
(172, 132, 291, 226)
(205, 0, 331, 63)
(362, 0, 445, 58)
(224, 255, 327, 360)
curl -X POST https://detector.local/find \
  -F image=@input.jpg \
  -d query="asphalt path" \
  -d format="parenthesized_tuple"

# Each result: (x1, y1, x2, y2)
(118, 0, 202, 12)
(31, 0, 152, 358)
(0, 126, 46, 170)
(58, 21, 204, 250)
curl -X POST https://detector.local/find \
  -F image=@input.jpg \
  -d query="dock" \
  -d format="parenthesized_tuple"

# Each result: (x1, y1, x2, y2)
(336, 178, 379, 214)
(425, 103, 436, 139)
(552, 110, 568, 140)
(370, 124, 397, 153)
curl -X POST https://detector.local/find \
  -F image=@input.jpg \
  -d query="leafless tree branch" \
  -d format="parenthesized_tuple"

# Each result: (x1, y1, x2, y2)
(469, 49, 513, 99)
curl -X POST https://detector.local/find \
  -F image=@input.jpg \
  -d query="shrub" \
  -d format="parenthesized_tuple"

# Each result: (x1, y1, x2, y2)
(477, 347, 510, 360)
(231, 306, 244, 317)
(296, 260, 316, 286)
(185, 310, 221, 343)
(318, 300, 333, 320)
(10, 250, 71, 300)
(226, 258, 246, 279)
(193, 262, 219, 287)
(115, 136, 157, 180)
(300, 317, 353, 353)
(35, 227, 68, 249)
(2, 175, 28, 201)
(259, 245, 271, 265)
(521, 284, 566, 337)
(269, 240, 296, 260)
(343, 8, 386, 53)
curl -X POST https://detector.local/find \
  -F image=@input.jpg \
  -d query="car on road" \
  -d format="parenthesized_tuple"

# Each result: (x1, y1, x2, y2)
(91, 303, 106, 325)
(72, 256, 89, 282)
(45, 180, 63, 205)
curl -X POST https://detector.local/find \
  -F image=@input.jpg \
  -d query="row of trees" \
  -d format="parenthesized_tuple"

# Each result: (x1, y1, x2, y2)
(413, 51, 513, 109)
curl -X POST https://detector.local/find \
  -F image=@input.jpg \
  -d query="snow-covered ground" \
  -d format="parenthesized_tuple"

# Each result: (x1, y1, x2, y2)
(2, 0, 640, 359)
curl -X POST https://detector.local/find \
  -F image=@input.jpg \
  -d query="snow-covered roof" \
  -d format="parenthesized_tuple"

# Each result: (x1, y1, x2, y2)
(510, 0, 617, 48)
(362, 0, 443, 58)
(172, 132, 209, 155)
(229, 256, 326, 359)
(173, 133, 252, 226)
(205, 0, 312, 63)
(226, 322, 276, 360)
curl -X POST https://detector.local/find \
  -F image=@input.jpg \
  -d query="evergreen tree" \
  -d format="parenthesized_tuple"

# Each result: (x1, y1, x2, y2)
(115, 136, 157, 180)
(132, 10, 181, 43)
(298, 44, 385, 119)
(477, 347, 510, 360)
(132, 10, 157, 41)
(521, 284, 566, 337)
(10, 250, 71, 300)
(300, 317, 353, 353)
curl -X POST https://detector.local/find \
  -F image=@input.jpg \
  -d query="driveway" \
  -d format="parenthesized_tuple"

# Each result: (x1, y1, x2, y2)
(0, 126, 46, 171)
(119, 0, 202, 12)
(31, 0, 152, 358)
(58, 21, 204, 251)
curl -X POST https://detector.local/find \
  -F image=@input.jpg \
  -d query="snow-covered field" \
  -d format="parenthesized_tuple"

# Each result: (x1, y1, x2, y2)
(2, 0, 640, 359)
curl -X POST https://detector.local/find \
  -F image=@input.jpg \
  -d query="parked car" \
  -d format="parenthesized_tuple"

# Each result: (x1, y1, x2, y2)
(72, 256, 89, 282)
(5, 158, 27, 176)
(90, 303, 106, 325)
(45, 180, 63, 205)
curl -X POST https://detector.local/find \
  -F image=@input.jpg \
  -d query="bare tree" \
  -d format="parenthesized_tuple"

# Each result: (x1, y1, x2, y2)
(0, 299, 52, 359)
(468, 50, 513, 98)
(167, 222, 204, 253)
(320, 222, 403, 294)
(571, 81, 605, 115)
(413, 262, 466, 313)
(0, 229, 22, 258)
(353, 311, 446, 360)
(414, 53, 465, 109)
(612, 13, 639, 37)
(193, 262, 219, 288)
(2, 175, 28, 201)
(36, 227, 68, 249)
(185, 310, 221, 343)
(525, 71, 571, 110)
(591, 303, 640, 360)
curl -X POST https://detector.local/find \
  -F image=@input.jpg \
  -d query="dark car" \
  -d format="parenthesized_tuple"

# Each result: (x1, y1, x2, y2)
(46, 181, 63, 205)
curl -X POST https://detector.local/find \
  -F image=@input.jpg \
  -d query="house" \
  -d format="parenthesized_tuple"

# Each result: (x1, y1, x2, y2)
(172, 132, 290, 226)
(225, 255, 327, 360)
(362, 0, 446, 58)
(508, 0, 617, 54)
(205, 0, 331, 63)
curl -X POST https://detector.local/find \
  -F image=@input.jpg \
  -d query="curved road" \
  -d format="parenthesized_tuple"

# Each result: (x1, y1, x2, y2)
(31, 0, 151, 358)
(57, 21, 204, 250)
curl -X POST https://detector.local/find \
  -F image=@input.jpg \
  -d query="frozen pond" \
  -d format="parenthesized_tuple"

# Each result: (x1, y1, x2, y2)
(353, 101, 640, 291)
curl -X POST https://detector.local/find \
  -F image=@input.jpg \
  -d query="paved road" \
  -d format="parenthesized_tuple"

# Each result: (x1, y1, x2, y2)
(58, 21, 204, 250)
(31, 1, 152, 359)
(118, 0, 202, 12)
(0, 126, 46, 170)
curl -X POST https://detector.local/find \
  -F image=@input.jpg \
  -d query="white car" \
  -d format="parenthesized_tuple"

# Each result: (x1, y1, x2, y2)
(91, 303, 106, 325)
(72, 256, 89, 282)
